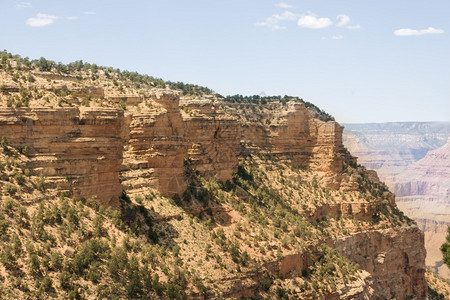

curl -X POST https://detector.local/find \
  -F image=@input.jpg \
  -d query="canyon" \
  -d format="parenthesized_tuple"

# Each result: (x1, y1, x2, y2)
(0, 57, 436, 298)
(344, 122, 450, 279)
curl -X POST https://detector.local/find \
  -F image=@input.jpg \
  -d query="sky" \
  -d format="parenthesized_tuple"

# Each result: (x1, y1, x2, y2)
(0, 0, 449, 123)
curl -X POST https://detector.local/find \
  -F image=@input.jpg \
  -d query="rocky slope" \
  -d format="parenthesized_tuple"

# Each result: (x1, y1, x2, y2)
(0, 52, 432, 298)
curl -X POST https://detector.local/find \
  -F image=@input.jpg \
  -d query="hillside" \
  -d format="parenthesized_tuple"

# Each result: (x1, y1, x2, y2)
(0, 51, 435, 298)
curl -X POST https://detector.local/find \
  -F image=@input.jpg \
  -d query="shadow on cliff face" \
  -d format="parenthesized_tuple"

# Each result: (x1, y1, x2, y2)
(118, 191, 180, 250)
(163, 159, 235, 228)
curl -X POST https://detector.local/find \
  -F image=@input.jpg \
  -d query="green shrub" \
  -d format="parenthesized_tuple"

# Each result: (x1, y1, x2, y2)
(5, 183, 17, 195)
(0, 136, 8, 150)
(39, 276, 53, 294)
(3, 198, 16, 213)
(20, 145, 29, 156)
(14, 172, 25, 185)
(72, 239, 110, 274)
(28, 253, 40, 275)
(36, 175, 46, 191)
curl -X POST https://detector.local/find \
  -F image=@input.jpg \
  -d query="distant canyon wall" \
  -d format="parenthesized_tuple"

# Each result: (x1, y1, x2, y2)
(343, 123, 450, 279)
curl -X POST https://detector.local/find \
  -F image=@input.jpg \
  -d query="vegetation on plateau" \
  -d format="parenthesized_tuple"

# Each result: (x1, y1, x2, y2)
(0, 50, 334, 122)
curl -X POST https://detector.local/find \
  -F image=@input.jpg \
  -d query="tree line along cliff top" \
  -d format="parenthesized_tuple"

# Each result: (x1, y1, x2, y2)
(0, 50, 334, 122)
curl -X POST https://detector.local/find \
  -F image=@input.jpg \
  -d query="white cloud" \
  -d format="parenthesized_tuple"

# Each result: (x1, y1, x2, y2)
(276, 2, 293, 9)
(83, 11, 96, 15)
(336, 15, 350, 27)
(26, 13, 59, 27)
(256, 11, 297, 31)
(394, 27, 444, 36)
(298, 14, 332, 29)
(16, 2, 31, 8)
(336, 15, 361, 29)
(66, 16, 78, 20)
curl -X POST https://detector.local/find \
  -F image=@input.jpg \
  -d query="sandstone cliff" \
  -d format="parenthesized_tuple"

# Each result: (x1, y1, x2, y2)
(0, 107, 123, 206)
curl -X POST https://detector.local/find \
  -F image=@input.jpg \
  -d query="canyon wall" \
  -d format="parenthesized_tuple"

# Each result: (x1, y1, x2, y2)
(344, 124, 450, 279)
(334, 226, 427, 299)
(393, 140, 450, 278)
(343, 122, 450, 185)
(0, 93, 428, 298)
(241, 102, 347, 188)
(0, 107, 123, 206)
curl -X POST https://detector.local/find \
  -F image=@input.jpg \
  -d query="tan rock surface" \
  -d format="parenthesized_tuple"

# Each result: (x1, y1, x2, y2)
(0, 107, 124, 206)
(334, 226, 428, 299)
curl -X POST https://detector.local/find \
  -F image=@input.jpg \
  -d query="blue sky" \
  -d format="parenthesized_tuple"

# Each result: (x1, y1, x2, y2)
(1, 0, 449, 123)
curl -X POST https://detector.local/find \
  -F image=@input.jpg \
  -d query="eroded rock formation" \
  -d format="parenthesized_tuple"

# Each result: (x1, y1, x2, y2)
(334, 226, 427, 299)
(0, 91, 429, 299)
(0, 107, 123, 206)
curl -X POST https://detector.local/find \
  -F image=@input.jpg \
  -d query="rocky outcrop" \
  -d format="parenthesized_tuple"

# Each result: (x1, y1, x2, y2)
(121, 95, 241, 197)
(307, 198, 394, 222)
(334, 226, 428, 299)
(0, 107, 124, 206)
(241, 102, 347, 188)
(0, 93, 352, 199)
(122, 93, 188, 196)
(121, 97, 349, 196)
(336, 270, 374, 300)
(182, 99, 241, 182)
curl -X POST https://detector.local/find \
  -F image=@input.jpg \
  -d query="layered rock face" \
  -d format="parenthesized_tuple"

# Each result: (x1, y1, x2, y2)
(121, 95, 242, 197)
(334, 226, 427, 299)
(122, 93, 188, 196)
(241, 102, 347, 188)
(182, 99, 241, 182)
(121, 97, 347, 196)
(0, 93, 429, 298)
(0, 107, 124, 206)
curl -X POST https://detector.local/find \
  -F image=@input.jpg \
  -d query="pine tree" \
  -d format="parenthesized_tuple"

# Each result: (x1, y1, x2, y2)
(441, 227, 450, 268)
